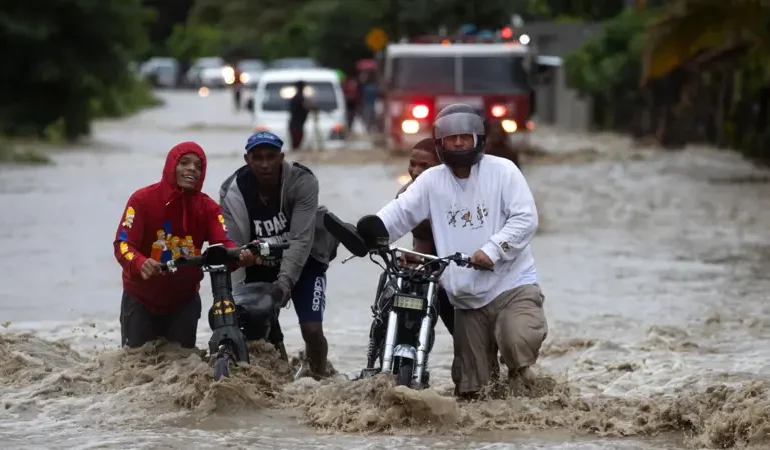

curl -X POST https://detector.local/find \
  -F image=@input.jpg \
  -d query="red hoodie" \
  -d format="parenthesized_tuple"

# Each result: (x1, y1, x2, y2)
(113, 142, 239, 314)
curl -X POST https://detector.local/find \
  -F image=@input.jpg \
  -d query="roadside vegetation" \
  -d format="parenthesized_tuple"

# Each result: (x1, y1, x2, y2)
(1, 0, 162, 164)
(565, 1, 770, 163)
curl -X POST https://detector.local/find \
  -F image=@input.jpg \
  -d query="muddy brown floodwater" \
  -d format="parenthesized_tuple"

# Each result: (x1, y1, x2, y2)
(1, 90, 770, 450)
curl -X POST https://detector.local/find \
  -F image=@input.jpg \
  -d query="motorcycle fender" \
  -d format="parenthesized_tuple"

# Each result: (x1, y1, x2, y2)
(393, 344, 416, 361)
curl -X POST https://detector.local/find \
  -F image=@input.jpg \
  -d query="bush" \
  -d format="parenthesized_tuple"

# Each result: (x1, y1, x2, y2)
(90, 77, 164, 120)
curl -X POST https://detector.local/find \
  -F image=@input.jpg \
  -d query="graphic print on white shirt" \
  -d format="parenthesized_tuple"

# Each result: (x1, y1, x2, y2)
(376, 155, 539, 309)
(447, 202, 489, 228)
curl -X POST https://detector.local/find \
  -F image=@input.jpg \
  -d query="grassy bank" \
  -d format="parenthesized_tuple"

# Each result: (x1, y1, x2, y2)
(0, 137, 51, 164)
(1, 78, 163, 165)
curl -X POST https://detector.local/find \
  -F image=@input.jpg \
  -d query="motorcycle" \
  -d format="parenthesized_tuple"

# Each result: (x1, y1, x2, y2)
(160, 240, 289, 380)
(323, 212, 490, 389)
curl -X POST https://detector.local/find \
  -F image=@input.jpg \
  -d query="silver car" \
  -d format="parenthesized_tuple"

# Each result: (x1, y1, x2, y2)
(185, 57, 228, 88)
(139, 57, 179, 88)
(236, 59, 266, 87)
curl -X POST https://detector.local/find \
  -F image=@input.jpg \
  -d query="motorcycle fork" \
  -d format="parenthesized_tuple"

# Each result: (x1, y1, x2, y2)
(207, 267, 249, 363)
(413, 281, 436, 384)
(381, 277, 403, 372)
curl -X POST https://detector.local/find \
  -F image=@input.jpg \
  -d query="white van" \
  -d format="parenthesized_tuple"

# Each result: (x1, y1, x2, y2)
(247, 68, 347, 150)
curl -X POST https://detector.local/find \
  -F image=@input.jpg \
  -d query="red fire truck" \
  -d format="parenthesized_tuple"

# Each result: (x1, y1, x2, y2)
(382, 33, 536, 151)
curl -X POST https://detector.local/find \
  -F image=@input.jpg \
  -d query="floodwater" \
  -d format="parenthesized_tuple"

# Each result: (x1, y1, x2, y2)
(2, 90, 770, 450)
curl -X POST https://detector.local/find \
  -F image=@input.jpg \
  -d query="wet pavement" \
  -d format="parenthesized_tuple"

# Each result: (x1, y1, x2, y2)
(1, 89, 770, 449)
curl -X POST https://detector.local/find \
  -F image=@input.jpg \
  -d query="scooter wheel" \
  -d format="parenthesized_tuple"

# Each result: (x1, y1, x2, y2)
(213, 353, 231, 380)
(396, 358, 413, 388)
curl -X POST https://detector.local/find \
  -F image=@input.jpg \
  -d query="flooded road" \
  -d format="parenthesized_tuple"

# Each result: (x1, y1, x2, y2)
(2, 90, 770, 449)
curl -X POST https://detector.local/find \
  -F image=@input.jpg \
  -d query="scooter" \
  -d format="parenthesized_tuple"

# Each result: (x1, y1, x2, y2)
(160, 240, 289, 380)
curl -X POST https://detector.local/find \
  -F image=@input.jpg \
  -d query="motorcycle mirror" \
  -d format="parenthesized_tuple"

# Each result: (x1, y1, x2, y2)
(323, 212, 369, 257)
(357, 215, 389, 248)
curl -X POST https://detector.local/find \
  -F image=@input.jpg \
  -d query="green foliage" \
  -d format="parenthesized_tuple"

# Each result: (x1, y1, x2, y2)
(89, 77, 163, 120)
(166, 23, 222, 62)
(0, 136, 52, 165)
(0, 0, 157, 142)
(564, 9, 655, 101)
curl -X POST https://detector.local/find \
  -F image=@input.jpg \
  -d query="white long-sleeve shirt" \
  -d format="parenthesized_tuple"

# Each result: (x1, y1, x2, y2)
(376, 155, 539, 310)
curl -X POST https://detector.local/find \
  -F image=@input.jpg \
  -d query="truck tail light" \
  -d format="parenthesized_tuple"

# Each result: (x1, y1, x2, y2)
(411, 104, 429, 119)
(491, 104, 507, 118)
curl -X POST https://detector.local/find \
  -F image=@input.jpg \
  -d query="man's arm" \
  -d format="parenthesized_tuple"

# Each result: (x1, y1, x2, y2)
(480, 165, 538, 265)
(202, 197, 244, 271)
(203, 197, 240, 250)
(376, 173, 431, 243)
(113, 194, 148, 278)
(278, 174, 319, 289)
(219, 171, 249, 246)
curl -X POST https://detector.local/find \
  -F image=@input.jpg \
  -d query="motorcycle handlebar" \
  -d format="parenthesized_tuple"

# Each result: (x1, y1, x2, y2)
(386, 246, 493, 272)
(160, 240, 290, 272)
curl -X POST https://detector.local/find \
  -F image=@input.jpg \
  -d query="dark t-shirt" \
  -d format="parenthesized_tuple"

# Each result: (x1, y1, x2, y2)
(289, 94, 308, 130)
(237, 169, 289, 283)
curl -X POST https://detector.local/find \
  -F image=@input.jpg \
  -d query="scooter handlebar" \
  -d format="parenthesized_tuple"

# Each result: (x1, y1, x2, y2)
(161, 241, 290, 272)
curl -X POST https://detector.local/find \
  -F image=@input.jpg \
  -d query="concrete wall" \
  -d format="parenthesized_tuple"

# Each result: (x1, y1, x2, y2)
(519, 22, 603, 131)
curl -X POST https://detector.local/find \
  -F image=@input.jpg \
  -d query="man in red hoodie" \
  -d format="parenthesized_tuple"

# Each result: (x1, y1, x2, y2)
(114, 142, 257, 349)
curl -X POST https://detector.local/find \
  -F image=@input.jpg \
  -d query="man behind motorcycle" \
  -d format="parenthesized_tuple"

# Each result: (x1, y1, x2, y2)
(358, 104, 548, 398)
(393, 138, 455, 335)
(395, 109, 525, 336)
(219, 131, 339, 377)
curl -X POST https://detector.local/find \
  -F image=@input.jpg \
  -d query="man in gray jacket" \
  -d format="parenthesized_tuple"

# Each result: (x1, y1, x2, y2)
(219, 131, 338, 377)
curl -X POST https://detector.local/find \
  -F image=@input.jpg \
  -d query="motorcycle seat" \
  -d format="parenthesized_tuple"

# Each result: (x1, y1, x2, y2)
(232, 281, 275, 322)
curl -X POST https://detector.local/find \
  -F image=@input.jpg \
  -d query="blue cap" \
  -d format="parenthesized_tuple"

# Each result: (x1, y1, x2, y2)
(245, 131, 283, 152)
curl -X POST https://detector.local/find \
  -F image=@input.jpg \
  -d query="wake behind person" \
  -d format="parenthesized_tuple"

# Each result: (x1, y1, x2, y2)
(288, 80, 310, 151)
(113, 142, 257, 349)
(219, 131, 339, 378)
(357, 104, 548, 398)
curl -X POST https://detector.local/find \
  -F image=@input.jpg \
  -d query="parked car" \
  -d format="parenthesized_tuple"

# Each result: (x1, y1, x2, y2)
(267, 57, 319, 70)
(236, 59, 266, 87)
(139, 57, 179, 88)
(246, 68, 347, 150)
(185, 57, 228, 88)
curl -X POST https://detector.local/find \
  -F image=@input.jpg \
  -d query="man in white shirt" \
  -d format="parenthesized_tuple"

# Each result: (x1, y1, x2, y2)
(359, 104, 548, 398)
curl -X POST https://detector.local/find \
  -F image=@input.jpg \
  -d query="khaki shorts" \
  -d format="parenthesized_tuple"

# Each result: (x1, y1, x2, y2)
(451, 284, 548, 394)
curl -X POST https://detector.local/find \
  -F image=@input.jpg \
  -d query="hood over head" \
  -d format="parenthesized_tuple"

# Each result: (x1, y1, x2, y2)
(162, 141, 207, 193)
(160, 141, 208, 234)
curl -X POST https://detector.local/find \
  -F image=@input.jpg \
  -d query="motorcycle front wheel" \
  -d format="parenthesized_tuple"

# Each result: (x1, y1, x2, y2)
(212, 347, 233, 380)
(396, 357, 414, 388)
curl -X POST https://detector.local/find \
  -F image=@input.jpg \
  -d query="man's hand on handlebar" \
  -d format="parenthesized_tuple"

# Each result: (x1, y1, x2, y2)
(237, 242, 262, 267)
(398, 252, 423, 268)
(140, 259, 164, 280)
(470, 249, 494, 270)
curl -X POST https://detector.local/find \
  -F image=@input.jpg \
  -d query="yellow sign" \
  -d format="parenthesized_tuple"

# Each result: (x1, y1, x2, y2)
(365, 28, 388, 52)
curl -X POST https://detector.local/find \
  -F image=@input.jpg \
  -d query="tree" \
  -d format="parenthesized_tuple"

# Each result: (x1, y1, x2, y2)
(640, 0, 770, 156)
(564, 9, 653, 129)
(642, 0, 770, 84)
(0, 0, 153, 140)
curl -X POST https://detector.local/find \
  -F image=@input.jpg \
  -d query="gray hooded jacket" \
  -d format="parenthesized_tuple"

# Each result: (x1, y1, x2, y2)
(219, 160, 339, 287)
